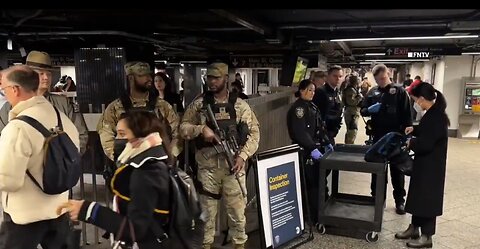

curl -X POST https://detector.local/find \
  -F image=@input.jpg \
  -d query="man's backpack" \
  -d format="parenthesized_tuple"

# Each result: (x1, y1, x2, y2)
(15, 107, 81, 195)
(168, 166, 201, 248)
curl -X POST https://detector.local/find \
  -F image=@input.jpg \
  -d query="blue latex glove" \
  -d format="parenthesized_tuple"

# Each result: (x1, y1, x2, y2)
(311, 148, 323, 160)
(325, 144, 334, 152)
(368, 102, 382, 114)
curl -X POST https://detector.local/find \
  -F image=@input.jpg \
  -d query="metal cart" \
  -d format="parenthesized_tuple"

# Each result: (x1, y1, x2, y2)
(316, 144, 387, 242)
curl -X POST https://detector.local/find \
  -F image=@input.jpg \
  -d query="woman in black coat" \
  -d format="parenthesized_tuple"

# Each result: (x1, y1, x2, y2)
(395, 83, 449, 248)
(58, 111, 185, 249)
(287, 79, 332, 225)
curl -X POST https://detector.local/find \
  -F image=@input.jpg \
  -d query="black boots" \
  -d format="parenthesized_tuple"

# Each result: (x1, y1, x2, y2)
(396, 203, 406, 215)
(406, 234, 433, 248)
(395, 224, 420, 240)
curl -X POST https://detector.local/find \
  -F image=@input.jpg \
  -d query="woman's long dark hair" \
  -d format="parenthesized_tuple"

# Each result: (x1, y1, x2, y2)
(410, 82, 450, 126)
(154, 72, 175, 96)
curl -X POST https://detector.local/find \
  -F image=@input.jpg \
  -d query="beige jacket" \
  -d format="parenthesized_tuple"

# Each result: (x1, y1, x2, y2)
(0, 96, 80, 224)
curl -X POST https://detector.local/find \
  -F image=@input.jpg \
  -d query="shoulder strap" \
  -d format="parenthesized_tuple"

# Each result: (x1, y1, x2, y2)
(120, 94, 133, 112)
(26, 170, 43, 191)
(202, 91, 214, 108)
(228, 91, 238, 105)
(53, 106, 63, 130)
(147, 91, 157, 111)
(14, 116, 51, 137)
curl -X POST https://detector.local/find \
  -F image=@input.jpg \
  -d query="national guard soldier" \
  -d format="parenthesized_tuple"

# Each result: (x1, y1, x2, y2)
(0, 51, 88, 153)
(97, 61, 182, 163)
(312, 65, 344, 144)
(361, 64, 413, 215)
(180, 62, 260, 249)
(342, 75, 363, 144)
(287, 79, 332, 225)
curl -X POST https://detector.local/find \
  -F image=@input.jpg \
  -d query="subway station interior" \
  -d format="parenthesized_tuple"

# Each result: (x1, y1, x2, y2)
(1, 9, 480, 249)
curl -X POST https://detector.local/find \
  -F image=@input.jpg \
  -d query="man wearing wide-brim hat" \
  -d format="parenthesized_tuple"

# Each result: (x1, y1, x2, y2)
(0, 51, 88, 153)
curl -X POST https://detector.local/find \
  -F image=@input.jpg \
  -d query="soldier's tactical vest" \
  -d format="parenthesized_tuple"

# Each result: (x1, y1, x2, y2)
(119, 92, 171, 139)
(195, 91, 240, 149)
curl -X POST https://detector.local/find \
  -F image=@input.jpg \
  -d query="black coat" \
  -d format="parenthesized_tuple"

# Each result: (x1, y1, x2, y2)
(405, 104, 448, 217)
(287, 98, 330, 153)
(78, 145, 186, 249)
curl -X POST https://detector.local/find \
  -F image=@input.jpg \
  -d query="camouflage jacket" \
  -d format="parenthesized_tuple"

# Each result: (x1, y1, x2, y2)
(0, 93, 89, 154)
(97, 96, 182, 160)
(180, 94, 260, 161)
(342, 86, 363, 114)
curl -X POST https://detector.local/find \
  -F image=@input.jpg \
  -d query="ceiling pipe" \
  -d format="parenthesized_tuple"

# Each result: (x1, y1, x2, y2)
(279, 22, 450, 31)
(14, 9, 43, 28)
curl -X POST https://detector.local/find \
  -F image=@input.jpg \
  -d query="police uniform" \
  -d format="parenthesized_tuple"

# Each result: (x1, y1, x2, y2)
(97, 62, 182, 161)
(287, 98, 330, 224)
(179, 63, 260, 249)
(361, 83, 412, 207)
(342, 85, 363, 144)
(312, 83, 343, 144)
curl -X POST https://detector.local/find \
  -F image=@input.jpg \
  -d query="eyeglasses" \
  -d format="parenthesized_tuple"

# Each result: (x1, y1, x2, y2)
(0, 85, 18, 95)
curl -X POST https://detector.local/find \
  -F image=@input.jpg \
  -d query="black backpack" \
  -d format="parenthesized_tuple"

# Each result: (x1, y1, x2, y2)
(168, 166, 201, 248)
(15, 107, 81, 195)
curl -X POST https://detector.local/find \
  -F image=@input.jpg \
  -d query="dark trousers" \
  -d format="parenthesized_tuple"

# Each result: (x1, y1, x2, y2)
(371, 165, 406, 204)
(303, 159, 331, 225)
(412, 216, 436, 236)
(0, 213, 69, 249)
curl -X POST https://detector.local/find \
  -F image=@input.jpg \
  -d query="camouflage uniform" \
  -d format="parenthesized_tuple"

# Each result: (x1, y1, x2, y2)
(342, 85, 363, 144)
(97, 62, 182, 160)
(180, 92, 260, 247)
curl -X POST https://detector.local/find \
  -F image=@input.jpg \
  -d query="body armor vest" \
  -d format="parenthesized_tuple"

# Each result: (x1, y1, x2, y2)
(195, 92, 240, 149)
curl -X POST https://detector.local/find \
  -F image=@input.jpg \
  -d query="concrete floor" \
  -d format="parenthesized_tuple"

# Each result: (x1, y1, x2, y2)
(13, 121, 480, 249)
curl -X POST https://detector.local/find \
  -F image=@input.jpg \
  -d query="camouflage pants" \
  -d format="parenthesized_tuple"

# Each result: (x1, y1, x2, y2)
(197, 155, 247, 246)
(344, 111, 359, 144)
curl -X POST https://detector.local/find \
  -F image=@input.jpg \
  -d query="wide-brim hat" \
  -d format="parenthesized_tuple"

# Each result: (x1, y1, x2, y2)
(25, 51, 58, 71)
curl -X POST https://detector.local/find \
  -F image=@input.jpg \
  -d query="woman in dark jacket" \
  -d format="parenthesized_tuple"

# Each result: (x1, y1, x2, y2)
(287, 79, 332, 225)
(395, 82, 449, 248)
(58, 111, 179, 249)
(154, 72, 184, 113)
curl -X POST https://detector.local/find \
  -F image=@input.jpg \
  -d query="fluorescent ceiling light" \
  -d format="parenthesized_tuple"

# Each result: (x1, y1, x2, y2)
(331, 35, 478, 42)
(360, 61, 417, 65)
(365, 59, 429, 62)
(462, 52, 480, 55)
(7, 39, 12, 50)
(365, 53, 385, 56)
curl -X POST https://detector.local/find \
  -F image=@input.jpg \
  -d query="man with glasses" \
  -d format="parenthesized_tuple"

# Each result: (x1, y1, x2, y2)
(0, 65, 79, 248)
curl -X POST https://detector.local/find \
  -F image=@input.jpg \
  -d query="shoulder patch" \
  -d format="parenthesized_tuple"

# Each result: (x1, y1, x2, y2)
(389, 87, 397, 95)
(295, 107, 305, 118)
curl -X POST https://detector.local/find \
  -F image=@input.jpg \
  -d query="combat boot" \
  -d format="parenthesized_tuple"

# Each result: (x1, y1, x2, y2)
(395, 224, 420, 240)
(234, 244, 245, 249)
(202, 244, 212, 249)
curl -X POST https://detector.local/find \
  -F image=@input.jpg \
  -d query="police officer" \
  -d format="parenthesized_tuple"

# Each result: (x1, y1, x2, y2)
(313, 65, 344, 144)
(97, 61, 182, 163)
(342, 75, 363, 144)
(0, 51, 88, 153)
(361, 64, 413, 215)
(287, 79, 332, 225)
(180, 62, 260, 249)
